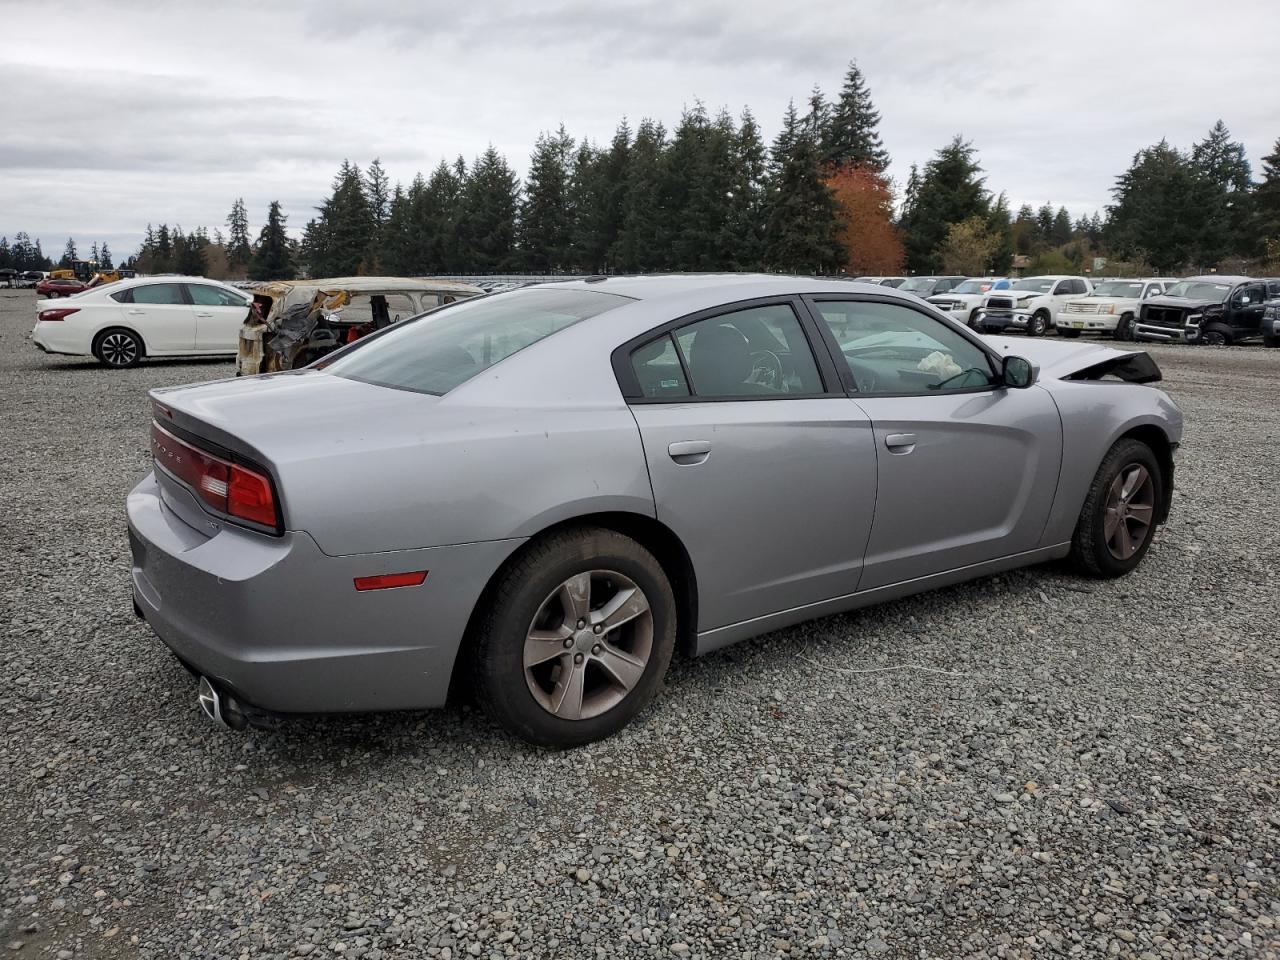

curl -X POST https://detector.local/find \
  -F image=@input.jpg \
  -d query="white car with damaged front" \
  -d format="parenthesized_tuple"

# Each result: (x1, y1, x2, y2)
(1055, 278, 1175, 341)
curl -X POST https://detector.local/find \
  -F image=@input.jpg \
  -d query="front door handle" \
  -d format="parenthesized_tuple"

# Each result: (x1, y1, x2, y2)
(884, 433, 917, 454)
(668, 440, 711, 464)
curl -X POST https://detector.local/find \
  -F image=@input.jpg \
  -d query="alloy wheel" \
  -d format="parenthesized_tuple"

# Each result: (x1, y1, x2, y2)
(1104, 464, 1155, 560)
(100, 332, 139, 367)
(1203, 330, 1227, 346)
(523, 570, 653, 721)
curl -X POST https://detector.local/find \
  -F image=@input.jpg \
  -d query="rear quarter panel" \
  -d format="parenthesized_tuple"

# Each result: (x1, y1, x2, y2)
(1039, 380, 1183, 545)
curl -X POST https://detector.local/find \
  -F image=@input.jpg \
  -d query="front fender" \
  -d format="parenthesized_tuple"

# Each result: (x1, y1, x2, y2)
(1039, 380, 1183, 546)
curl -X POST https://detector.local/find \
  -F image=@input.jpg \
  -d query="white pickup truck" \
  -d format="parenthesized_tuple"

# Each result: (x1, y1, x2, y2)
(1055, 278, 1175, 340)
(975, 275, 1093, 337)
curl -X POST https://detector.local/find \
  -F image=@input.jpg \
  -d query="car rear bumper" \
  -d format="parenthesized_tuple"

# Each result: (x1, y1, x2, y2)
(31, 321, 89, 356)
(126, 471, 523, 714)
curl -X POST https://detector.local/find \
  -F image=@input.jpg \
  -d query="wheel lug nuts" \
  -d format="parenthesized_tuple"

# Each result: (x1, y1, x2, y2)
(576, 619, 585, 629)
(592, 644, 601, 655)
(573, 653, 584, 664)
(593, 624, 602, 634)
(563, 638, 574, 648)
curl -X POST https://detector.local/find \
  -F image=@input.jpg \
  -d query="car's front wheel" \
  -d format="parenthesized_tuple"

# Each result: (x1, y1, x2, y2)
(472, 527, 677, 747)
(1070, 438, 1163, 579)
(1201, 325, 1231, 346)
(1027, 311, 1050, 336)
(1058, 328, 1081, 339)
(1114, 313, 1135, 341)
(1264, 335, 1280, 348)
(93, 328, 144, 368)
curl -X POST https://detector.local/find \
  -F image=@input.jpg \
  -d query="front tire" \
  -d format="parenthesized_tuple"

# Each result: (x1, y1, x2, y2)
(1201, 325, 1230, 346)
(93, 328, 144, 368)
(1070, 438, 1163, 579)
(1058, 329, 1081, 339)
(1115, 313, 1135, 341)
(471, 527, 677, 748)
(1027, 311, 1050, 337)
(1264, 335, 1280, 348)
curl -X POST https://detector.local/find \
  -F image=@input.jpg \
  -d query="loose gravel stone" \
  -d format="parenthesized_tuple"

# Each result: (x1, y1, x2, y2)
(2, 289, 1279, 958)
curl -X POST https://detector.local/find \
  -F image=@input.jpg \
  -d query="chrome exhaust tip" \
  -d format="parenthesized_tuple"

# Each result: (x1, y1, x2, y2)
(197, 676, 247, 731)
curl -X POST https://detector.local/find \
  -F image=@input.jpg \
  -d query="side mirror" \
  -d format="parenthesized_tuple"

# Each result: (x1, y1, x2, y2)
(1002, 355, 1037, 389)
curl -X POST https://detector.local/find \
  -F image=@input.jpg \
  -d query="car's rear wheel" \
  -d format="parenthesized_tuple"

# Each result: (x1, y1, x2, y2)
(93, 328, 144, 368)
(1070, 438, 1163, 579)
(1027, 311, 1050, 337)
(472, 527, 676, 747)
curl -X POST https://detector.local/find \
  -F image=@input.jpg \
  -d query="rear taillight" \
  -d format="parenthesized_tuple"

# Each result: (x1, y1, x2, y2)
(151, 422, 280, 531)
(39, 308, 79, 321)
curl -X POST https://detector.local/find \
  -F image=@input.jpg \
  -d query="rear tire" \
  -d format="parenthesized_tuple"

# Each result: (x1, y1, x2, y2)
(93, 328, 144, 368)
(1070, 438, 1163, 579)
(471, 527, 677, 748)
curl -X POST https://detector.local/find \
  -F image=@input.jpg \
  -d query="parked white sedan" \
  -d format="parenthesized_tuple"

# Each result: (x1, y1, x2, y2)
(31, 276, 252, 368)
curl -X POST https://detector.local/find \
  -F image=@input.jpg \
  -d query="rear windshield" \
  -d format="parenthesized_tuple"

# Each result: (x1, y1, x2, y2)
(323, 287, 630, 395)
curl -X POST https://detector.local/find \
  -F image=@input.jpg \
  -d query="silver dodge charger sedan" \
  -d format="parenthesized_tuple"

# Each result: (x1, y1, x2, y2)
(127, 275, 1182, 746)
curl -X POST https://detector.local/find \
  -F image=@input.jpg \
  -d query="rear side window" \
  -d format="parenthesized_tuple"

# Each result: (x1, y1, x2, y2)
(129, 283, 186, 305)
(324, 288, 629, 395)
(630, 335, 690, 398)
(670, 303, 824, 398)
(187, 284, 247, 307)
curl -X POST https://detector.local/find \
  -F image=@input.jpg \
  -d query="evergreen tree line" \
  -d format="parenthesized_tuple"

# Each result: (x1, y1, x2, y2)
(0, 233, 53, 271)
(95, 63, 1280, 280)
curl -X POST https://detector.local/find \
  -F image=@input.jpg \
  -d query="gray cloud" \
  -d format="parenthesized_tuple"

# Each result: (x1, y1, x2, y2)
(2, 0, 1277, 258)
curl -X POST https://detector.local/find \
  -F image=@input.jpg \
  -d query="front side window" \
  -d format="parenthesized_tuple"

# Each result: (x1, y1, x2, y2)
(671, 304, 824, 398)
(1011, 278, 1055, 294)
(129, 283, 186, 305)
(187, 284, 247, 307)
(814, 300, 995, 395)
(325, 287, 629, 395)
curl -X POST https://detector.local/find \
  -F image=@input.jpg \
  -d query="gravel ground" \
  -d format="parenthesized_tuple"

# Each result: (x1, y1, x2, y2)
(1, 288, 1278, 959)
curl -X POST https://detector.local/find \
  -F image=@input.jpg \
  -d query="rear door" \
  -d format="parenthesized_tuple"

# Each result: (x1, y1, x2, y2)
(1229, 282, 1268, 338)
(187, 283, 250, 352)
(116, 282, 194, 353)
(620, 298, 878, 632)
(806, 296, 1062, 589)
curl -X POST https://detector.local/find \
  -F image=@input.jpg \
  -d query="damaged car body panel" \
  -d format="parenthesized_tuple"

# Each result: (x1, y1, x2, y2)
(981, 336, 1161, 382)
(236, 277, 483, 375)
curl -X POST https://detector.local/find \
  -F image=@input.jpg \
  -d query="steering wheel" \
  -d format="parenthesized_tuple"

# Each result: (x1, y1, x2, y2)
(749, 350, 784, 390)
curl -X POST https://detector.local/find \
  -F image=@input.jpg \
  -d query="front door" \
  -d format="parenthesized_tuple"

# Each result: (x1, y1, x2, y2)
(807, 296, 1062, 590)
(623, 300, 878, 631)
(119, 282, 194, 353)
(186, 283, 251, 352)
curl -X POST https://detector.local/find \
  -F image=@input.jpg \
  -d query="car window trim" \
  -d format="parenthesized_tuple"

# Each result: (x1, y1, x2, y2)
(612, 294, 844, 404)
(798, 293, 1003, 398)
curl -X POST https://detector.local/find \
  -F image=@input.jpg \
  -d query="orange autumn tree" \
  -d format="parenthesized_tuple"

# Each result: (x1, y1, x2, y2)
(825, 164, 905, 275)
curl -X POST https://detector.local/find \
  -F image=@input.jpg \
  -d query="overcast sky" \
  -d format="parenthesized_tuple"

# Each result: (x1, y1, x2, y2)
(2, 0, 1277, 261)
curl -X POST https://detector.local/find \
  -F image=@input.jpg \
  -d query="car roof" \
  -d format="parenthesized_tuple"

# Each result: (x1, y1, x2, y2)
(537, 273, 908, 302)
(1179, 275, 1249, 284)
(241, 276, 484, 297)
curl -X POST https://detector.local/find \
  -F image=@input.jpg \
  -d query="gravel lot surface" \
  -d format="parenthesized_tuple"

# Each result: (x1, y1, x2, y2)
(1, 288, 1278, 959)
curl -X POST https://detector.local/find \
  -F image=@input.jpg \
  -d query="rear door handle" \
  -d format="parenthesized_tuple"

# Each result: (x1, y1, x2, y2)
(127, 309, 144, 315)
(884, 433, 917, 454)
(668, 440, 711, 464)
(195, 312, 213, 318)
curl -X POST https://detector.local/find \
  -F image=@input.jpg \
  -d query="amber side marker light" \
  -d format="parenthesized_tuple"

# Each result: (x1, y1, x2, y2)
(353, 571, 428, 592)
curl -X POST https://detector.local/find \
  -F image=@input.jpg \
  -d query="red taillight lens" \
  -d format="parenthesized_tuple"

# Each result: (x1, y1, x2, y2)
(39, 308, 80, 321)
(151, 422, 279, 530)
(353, 571, 428, 591)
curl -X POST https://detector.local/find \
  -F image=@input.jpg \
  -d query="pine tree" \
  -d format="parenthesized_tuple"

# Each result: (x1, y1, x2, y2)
(89, 241, 100, 265)
(459, 146, 519, 272)
(764, 103, 844, 274)
(1105, 140, 1216, 273)
(520, 125, 575, 271)
(805, 85, 831, 146)
(986, 193, 1014, 273)
(899, 136, 989, 273)
(822, 61, 890, 173)
(309, 161, 375, 275)
(1011, 204, 1037, 255)
(154, 224, 172, 272)
(725, 107, 768, 270)
(418, 160, 465, 273)
(379, 184, 416, 274)
(566, 140, 605, 272)
(59, 237, 78, 268)
(613, 119, 668, 271)
(1255, 137, 1280, 248)
(1035, 205, 1055, 248)
(0, 237, 9, 270)
(250, 201, 292, 280)
(225, 198, 252, 272)
(663, 104, 737, 270)
(99, 242, 113, 269)
(1051, 206, 1073, 246)
(365, 158, 392, 228)
(1192, 120, 1254, 260)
